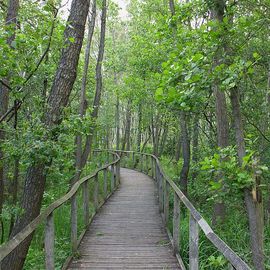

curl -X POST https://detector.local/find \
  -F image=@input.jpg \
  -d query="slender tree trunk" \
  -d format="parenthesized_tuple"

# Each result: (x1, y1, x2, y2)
(9, 100, 20, 236)
(151, 115, 159, 156)
(115, 93, 120, 150)
(191, 114, 199, 179)
(81, 0, 107, 167)
(175, 129, 182, 162)
(2, 1, 90, 269)
(179, 111, 190, 196)
(159, 124, 168, 156)
(136, 103, 142, 152)
(122, 100, 131, 151)
(211, 0, 230, 225)
(74, 0, 96, 180)
(0, 0, 20, 241)
(230, 88, 265, 270)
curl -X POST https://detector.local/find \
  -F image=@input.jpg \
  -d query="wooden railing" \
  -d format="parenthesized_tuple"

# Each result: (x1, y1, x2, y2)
(0, 151, 121, 269)
(116, 150, 252, 270)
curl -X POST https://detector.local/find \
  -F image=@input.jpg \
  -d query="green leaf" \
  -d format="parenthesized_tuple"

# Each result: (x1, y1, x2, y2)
(69, 37, 75, 43)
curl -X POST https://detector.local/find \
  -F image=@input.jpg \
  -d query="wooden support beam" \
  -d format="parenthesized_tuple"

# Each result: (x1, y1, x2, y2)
(173, 192, 180, 254)
(189, 214, 199, 270)
(132, 152, 135, 168)
(111, 164, 115, 190)
(71, 194, 78, 253)
(94, 173, 99, 210)
(103, 169, 107, 196)
(83, 180, 89, 227)
(45, 213, 55, 270)
(151, 157, 154, 178)
(164, 181, 170, 225)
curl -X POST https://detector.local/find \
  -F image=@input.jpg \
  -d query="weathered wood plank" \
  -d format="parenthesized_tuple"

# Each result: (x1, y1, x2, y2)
(70, 194, 77, 253)
(103, 169, 107, 196)
(45, 213, 54, 270)
(67, 168, 181, 270)
(94, 174, 99, 210)
(83, 181, 89, 227)
(164, 181, 170, 225)
(189, 214, 199, 270)
(173, 191, 180, 254)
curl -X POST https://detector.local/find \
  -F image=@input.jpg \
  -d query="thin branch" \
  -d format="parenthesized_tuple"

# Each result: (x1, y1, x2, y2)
(0, 10, 58, 124)
(243, 112, 270, 143)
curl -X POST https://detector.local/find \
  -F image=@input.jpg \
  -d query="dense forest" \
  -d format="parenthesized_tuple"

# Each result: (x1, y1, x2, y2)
(0, 0, 269, 269)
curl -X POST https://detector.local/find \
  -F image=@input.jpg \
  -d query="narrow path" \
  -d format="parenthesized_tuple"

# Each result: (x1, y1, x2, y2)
(68, 168, 181, 270)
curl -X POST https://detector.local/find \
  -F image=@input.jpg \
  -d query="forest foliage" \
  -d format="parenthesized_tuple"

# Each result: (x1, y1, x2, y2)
(0, 0, 270, 269)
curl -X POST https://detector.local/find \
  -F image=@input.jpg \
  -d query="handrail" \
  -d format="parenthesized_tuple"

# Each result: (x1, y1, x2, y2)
(115, 150, 252, 270)
(0, 150, 121, 268)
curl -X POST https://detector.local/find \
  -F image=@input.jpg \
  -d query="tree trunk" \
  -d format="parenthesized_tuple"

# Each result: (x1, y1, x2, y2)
(122, 100, 131, 151)
(115, 94, 120, 150)
(179, 111, 190, 196)
(159, 124, 168, 156)
(75, 0, 96, 179)
(175, 129, 182, 162)
(81, 0, 107, 167)
(0, 0, 20, 241)
(211, 0, 230, 225)
(2, 1, 90, 269)
(191, 114, 199, 179)
(230, 88, 265, 270)
(136, 103, 142, 152)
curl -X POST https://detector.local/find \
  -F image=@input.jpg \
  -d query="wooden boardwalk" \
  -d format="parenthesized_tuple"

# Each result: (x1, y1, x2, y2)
(68, 168, 181, 270)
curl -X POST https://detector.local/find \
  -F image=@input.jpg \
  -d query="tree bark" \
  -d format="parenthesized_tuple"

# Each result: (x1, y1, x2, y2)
(122, 100, 131, 151)
(115, 94, 120, 150)
(81, 0, 107, 167)
(230, 88, 265, 270)
(2, 0, 90, 269)
(0, 0, 20, 241)
(175, 129, 182, 162)
(179, 111, 190, 196)
(136, 102, 142, 152)
(211, 0, 230, 225)
(75, 0, 97, 179)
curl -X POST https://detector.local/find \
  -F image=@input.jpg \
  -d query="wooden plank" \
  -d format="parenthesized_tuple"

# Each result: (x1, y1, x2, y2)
(83, 180, 89, 227)
(103, 169, 107, 196)
(164, 181, 170, 225)
(45, 213, 54, 270)
(94, 174, 99, 210)
(189, 214, 199, 270)
(67, 168, 181, 270)
(111, 164, 115, 190)
(71, 194, 78, 253)
(173, 192, 180, 254)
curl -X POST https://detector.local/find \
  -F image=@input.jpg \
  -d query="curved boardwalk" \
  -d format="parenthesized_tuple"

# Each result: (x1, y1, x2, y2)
(68, 168, 181, 270)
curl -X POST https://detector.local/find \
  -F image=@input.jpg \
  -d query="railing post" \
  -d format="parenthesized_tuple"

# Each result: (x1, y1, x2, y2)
(189, 214, 199, 270)
(173, 192, 180, 254)
(117, 161, 120, 185)
(140, 153, 143, 172)
(94, 173, 99, 210)
(164, 180, 170, 225)
(111, 164, 115, 190)
(103, 169, 107, 197)
(145, 155, 148, 175)
(158, 168, 163, 212)
(151, 157, 154, 178)
(45, 213, 55, 270)
(71, 193, 77, 253)
(83, 179, 89, 227)
(132, 152, 135, 168)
